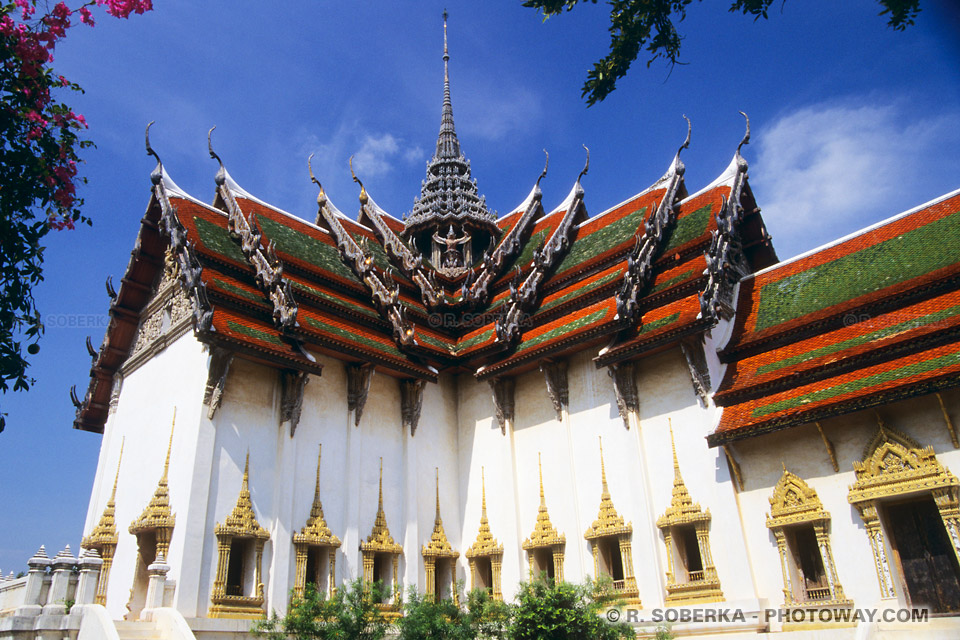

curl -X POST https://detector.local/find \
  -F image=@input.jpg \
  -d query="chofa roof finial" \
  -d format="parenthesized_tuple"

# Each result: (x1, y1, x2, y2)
(578, 144, 590, 183)
(536, 149, 549, 187)
(145, 121, 163, 184)
(737, 111, 751, 157)
(349, 155, 368, 205)
(207, 126, 226, 185)
(308, 153, 326, 207)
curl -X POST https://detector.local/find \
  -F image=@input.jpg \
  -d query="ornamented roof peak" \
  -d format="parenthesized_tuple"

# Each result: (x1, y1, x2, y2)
(295, 444, 341, 547)
(215, 452, 270, 539)
(362, 458, 402, 553)
(467, 467, 503, 558)
(130, 411, 177, 535)
(585, 437, 631, 539)
(657, 423, 710, 527)
(405, 12, 496, 235)
(423, 468, 458, 558)
(83, 438, 124, 548)
(522, 453, 565, 549)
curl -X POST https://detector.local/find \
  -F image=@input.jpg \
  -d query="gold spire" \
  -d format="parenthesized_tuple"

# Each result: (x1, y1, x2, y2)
(295, 444, 340, 547)
(130, 411, 177, 535)
(423, 468, 457, 558)
(585, 437, 631, 539)
(657, 424, 709, 527)
(523, 453, 565, 550)
(362, 458, 401, 553)
(467, 467, 503, 559)
(215, 451, 269, 539)
(83, 438, 124, 548)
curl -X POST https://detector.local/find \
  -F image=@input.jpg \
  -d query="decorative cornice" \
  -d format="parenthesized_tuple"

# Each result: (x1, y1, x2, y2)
(347, 363, 374, 426)
(522, 454, 566, 550)
(489, 377, 515, 435)
(294, 445, 341, 548)
(585, 438, 632, 539)
(540, 359, 568, 422)
(215, 452, 270, 539)
(607, 362, 639, 429)
(422, 469, 458, 558)
(280, 369, 310, 437)
(361, 458, 403, 554)
(466, 468, 503, 559)
(130, 413, 176, 536)
(401, 378, 426, 436)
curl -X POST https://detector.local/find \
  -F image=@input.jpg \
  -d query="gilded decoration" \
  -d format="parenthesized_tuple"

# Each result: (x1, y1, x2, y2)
(293, 446, 341, 599)
(848, 414, 960, 600)
(81, 438, 123, 605)
(768, 467, 850, 610)
(129, 415, 176, 557)
(361, 459, 402, 609)
(584, 439, 638, 603)
(522, 454, 565, 583)
(422, 470, 459, 603)
(210, 453, 270, 618)
(656, 426, 723, 604)
(466, 469, 503, 600)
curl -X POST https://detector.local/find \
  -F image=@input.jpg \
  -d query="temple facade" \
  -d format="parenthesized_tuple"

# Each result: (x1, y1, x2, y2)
(59, 18, 960, 640)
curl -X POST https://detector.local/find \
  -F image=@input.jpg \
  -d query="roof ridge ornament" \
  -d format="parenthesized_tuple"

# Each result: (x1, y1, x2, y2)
(349, 155, 369, 205)
(537, 150, 549, 187)
(307, 153, 327, 208)
(207, 126, 227, 186)
(145, 121, 163, 185)
(577, 145, 590, 184)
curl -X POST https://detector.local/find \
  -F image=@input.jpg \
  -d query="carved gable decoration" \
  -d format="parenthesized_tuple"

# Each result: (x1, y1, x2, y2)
(849, 420, 959, 505)
(215, 453, 270, 540)
(767, 467, 828, 528)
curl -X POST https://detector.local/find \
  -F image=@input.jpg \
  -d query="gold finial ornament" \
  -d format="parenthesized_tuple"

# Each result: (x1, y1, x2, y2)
(129, 411, 177, 556)
(82, 438, 124, 605)
(585, 437, 632, 539)
(362, 458, 402, 553)
(294, 445, 341, 547)
(523, 453, 565, 549)
(422, 468, 457, 558)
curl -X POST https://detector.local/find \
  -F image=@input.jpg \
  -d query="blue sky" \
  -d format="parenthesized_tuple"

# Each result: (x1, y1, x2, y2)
(1, 0, 959, 573)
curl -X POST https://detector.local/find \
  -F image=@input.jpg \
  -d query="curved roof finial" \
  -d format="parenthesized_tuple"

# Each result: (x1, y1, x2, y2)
(349, 155, 368, 205)
(737, 111, 751, 157)
(208, 126, 226, 185)
(679, 114, 692, 156)
(536, 149, 549, 187)
(145, 121, 163, 183)
(578, 144, 590, 183)
(308, 153, 326, 206)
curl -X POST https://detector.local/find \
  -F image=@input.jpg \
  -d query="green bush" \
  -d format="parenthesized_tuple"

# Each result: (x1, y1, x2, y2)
(509, 577, 634, 640)
(254, 579, 389, 640)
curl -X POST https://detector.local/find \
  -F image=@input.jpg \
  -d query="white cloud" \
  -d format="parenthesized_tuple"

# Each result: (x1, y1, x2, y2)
(752, 100, 960, 259)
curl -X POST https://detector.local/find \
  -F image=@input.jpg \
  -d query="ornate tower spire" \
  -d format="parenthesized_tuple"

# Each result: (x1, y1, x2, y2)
(405, 11, 497, 253)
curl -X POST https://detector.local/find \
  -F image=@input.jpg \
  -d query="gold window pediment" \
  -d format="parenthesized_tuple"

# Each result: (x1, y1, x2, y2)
(767, 466, 829, 528)
(294, 446, 341, 549)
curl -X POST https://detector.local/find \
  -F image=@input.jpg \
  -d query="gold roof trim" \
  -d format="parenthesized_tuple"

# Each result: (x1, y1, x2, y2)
(130, 413, 177, 535)
(466, 468, 503, 558)
(294, 444, 341, 548)
(83, 438, 124, 549)
(585, 437, 632, 539)
(657, 424, 710, 529)
(361, 458, 402, 554)
(423, 468, 458, 558)
(522, 453, 565, 550)
(215, 452, 270, 539)
(767, 465, 829, 528)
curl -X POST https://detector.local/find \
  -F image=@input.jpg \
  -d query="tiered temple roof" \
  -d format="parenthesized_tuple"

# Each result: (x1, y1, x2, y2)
(710, 188, 960, 445)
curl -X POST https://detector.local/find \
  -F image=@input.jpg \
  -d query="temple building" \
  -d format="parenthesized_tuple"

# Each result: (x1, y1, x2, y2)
(49, 16, 960, 640)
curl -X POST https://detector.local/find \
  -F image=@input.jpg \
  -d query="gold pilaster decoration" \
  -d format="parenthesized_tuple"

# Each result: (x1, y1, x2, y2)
(293, 445, 342, 600)
(584, 438, 638, 603)
(422, 469, 459, 603)
(209, 452, 271, 618)
(82, 438, 124, 605)
(936, 393, 959, 449)
(656, 425, 723, 604)
(466, 469, 504, 600)
(767, 466, 851, 610)
(129, 413, 177, 557)
(522, 454, 565, 583)
(815, 422, 839, 472)
(848, 413, 960, 599)
(360, 458, 402, 608)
